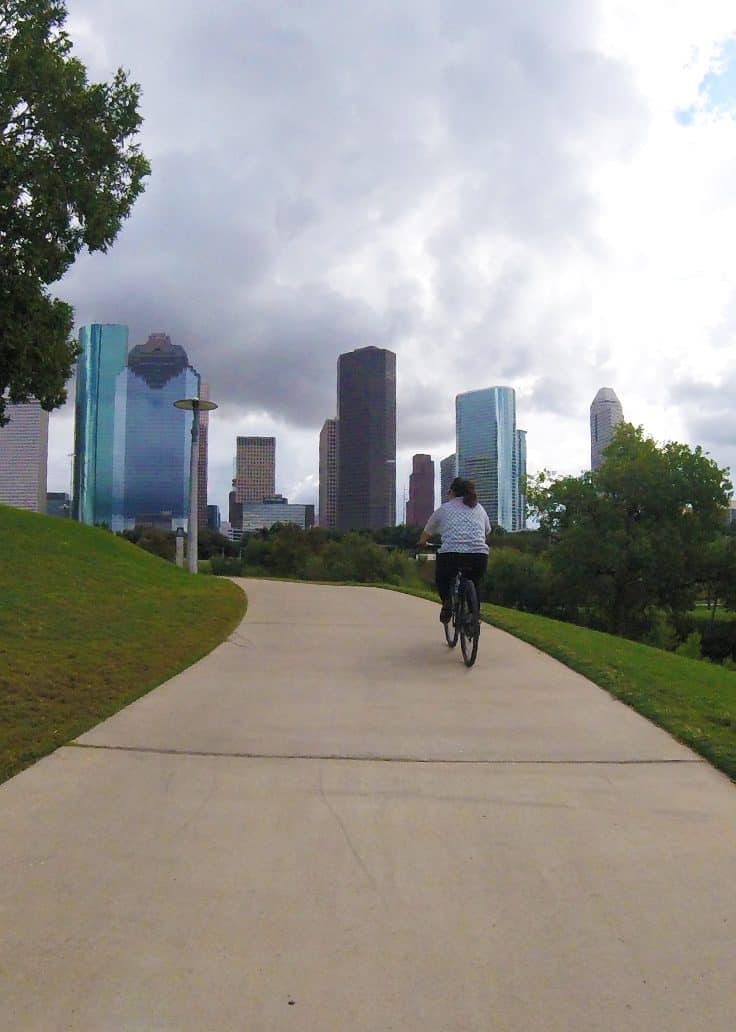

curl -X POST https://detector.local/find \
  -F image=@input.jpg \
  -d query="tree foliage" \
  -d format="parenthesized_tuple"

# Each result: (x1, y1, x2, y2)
(529, 424, 732, 637)
(0, 0, 150, 423)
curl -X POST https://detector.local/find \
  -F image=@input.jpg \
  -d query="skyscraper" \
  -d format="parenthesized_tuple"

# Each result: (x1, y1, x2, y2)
(513, 429, 527, 531)
(112, 333, 200, 529)
(73, 323, 129, 524)
(456, 386, 517, 530)
(197, 382, 210, 529)
(336, 345, 396, 531)
(440, 453, 456, 502)
(406, 454, 435, 527)
(319, 418, 338, 529)
(590, 388, 624, 470)
(0, 399, 49, 512)
(234, 437, 276, 503)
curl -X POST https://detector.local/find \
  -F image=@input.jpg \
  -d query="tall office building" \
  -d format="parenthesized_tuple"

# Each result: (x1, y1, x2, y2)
(406, 454, 435, 527)
(234, 437, 276, 503)
(0, 399, 49, 512)
(73, 323, 129, 524)
(197, 382, 210, 529)
(319, 418, 338, 529)
(112, 333, 200, 529)
(336, 346, 396, 531)
(513, 429, 527, 532)
(456, 386, 517, 530)
(590, 387, 624, 470)
(440, 453, 456, 502)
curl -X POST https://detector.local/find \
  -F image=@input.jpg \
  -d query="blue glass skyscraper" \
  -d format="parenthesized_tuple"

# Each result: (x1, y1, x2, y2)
(456, 386, 517, 531)
(112, 334, 200, 529)
(73, 324, 129, 524)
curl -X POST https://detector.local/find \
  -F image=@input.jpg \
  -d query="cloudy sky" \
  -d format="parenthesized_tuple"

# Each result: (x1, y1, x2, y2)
(48, 0, 736, 516)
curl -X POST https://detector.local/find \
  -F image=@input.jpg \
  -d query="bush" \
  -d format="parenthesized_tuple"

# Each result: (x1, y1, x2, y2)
(675, 630, 702, 659)
(210, 555, 245, 576)
(483, 549, 552, 613)
(641, 610, 679, 651)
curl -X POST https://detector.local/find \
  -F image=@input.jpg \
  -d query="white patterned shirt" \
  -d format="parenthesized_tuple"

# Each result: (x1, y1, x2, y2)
(423, 497, 491, 554)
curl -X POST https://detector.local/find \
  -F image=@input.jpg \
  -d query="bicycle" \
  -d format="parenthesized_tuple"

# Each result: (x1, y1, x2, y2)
(443, 564, 481, 667)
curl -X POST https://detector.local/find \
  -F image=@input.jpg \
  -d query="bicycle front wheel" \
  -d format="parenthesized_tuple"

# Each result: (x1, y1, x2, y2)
(459, 579, 480, 667)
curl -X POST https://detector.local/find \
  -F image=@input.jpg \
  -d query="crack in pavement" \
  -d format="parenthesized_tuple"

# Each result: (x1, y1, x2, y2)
(67, 743, 703, 765)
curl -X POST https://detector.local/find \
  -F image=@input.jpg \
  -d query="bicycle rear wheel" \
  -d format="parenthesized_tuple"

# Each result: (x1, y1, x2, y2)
(459, 579, 480, 667)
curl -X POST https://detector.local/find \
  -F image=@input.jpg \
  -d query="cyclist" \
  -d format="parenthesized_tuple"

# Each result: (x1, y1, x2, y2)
(418, 476, 492, 623)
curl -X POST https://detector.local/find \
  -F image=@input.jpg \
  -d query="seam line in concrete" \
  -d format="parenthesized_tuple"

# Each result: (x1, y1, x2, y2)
(67, 743, 704, 766)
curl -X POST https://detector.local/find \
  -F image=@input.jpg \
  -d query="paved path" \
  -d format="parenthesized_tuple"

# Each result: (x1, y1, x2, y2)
(2, 579, 736, 1030)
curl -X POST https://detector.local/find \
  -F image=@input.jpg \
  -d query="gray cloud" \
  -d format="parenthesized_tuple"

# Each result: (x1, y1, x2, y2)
(51, 0, 653, 506)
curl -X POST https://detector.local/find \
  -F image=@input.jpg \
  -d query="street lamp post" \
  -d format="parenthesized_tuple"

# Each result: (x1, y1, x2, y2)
(174, 396, 218, 573)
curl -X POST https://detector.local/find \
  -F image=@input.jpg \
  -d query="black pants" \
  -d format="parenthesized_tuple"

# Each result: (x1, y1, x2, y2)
(436, 552, 488, 604)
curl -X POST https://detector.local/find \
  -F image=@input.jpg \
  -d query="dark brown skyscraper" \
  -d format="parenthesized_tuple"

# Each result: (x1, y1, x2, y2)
(406, 453, 434, 527)
(336, 346, 396, 530)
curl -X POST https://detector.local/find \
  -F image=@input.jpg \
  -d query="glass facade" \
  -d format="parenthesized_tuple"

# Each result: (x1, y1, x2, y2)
(111, 334, 200, 530)
(319, 418, 338, 529)
(406, 454, 435, 527)
(456, 387, 516, 531)
(513, 429, 527, 531)
(0, 399, 49, 512)
(73, 324, 129, 524)
(336, 346, 396, 531)
(440, 453, 456, 503)
(590, 388, 624, 470)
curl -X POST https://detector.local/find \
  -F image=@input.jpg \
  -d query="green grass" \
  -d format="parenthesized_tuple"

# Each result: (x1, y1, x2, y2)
(0, 506, 246, 784)
(380, 582, 736, 781)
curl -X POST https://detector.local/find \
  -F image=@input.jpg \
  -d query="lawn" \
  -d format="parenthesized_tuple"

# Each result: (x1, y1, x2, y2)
(0, 506, 246, 783)
(388, 583, 736, 782)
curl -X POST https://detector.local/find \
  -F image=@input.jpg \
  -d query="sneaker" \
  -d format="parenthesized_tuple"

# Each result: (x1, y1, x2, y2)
(439, 603, 452, 623)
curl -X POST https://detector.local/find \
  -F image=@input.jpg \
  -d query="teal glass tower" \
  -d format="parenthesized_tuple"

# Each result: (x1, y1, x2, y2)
(455, 386, 517, 531)
(72, 324, 129, 524)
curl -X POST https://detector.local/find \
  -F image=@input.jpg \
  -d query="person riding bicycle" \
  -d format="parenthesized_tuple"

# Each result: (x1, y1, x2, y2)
(418, 476, 492, 623)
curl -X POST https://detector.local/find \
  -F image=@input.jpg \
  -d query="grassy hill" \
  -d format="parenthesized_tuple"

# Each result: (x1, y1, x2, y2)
(0, 506, 245, 783)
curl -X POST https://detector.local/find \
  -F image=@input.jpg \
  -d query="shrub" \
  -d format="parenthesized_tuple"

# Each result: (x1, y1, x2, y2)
(210, 555, 245, 576)
(483, 549, 552, 613)
(676, 630, 702, 659)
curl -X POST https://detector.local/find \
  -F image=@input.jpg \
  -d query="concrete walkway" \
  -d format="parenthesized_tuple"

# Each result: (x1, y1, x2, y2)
(2, 579, 736, 1030)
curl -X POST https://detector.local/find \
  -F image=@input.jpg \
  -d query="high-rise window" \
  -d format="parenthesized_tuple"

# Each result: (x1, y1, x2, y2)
(513, 429, 527, 531)
(73, 324, 129, 524)
(336, 346, 396, 531)
(440, 453, 456, 502)
(590, 388, 624, 470)
(456, 386, 517, 530)
(234, 437, 276, 503)
(112, 334, 200, 529)
(406, 454, 435, 527)
(198, 382, 210, 528)
(0, 399, 49, 512)
(319, 418, 338, 529)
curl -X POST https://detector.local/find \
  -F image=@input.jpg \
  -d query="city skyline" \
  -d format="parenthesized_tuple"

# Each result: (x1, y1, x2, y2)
(41, 3, 736, 514)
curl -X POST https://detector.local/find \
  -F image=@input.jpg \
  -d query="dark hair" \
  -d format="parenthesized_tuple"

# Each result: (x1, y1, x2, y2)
(449, 476, 478, 508)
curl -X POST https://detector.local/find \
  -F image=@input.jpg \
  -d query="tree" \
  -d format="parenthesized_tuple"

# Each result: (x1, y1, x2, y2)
(530, 424, 732, 638)
(0, 0, 150, 423)
(698, 535, 736, 625)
